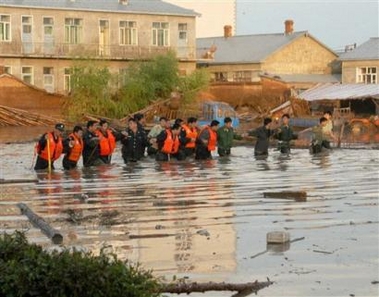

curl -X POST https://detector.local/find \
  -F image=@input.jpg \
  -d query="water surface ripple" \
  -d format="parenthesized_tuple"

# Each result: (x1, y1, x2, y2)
(1, 143, 378, 297)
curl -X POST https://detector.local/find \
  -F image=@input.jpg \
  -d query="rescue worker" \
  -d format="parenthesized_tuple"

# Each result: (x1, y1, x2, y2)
(134, 113, 148, 154)
(254, 118, 273, 157)
(147, 117, 168, 156)
(195, 120, 219, 160)
(121, 118, 149, 163)
(310, 116, 330, 154)
(322, 111, 338, 148)
(62, 125, 84, 170)
(82, 120, 101, 167)
(155, 123, 184, 161)
(34, 123, 65, 171)
(217, 117, 241, 157)
(95, 119, 125, 164)
(274, 114, 298, 154)
(179, 117, 198, 157)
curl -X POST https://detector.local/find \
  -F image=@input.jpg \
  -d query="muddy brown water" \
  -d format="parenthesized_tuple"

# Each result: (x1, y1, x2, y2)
(0, 139, 378, 296)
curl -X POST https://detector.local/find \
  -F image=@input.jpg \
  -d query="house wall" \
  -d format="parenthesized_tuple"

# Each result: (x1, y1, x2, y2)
(263, 35, 337, 75)
(205, 63, 262, 82)
(341, 60, 379, 84)
(0, 75, 64, 116)
(0, 6, 197, 93)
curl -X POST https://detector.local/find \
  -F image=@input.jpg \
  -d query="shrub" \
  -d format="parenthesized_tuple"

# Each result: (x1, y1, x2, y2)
(0, 232, 161, 297)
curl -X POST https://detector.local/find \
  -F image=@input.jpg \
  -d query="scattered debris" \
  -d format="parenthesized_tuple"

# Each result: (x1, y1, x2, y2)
(0, 178, 38, 184)
(263, 191, 307, 202)
(0, 105, 66, 127)
(196, 229, 210, 237)
(17, 203, 63, 244)
(313, 249, 333, 254)
(267, 231, 290, 244)
(160, 278, 273, 295)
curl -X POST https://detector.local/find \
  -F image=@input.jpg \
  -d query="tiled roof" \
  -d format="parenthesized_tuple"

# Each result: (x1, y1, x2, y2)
(298, 83, 379, 101)
(339, 38, 379, 61)
(0, 0, 198, 16)
(197, 31, 335, 64)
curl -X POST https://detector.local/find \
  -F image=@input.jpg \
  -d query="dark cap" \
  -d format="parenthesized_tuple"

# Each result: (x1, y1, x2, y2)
(55, 123, 65, 132)
(134, 113, 144, 121)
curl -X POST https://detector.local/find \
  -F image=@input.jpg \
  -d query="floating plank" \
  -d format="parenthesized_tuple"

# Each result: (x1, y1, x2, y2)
(263, 191, 307, 202)
(0, 178, 38, 184)
(17, 203, 63, 244)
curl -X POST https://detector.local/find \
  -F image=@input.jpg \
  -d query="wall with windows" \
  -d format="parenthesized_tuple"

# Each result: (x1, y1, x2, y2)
(0, 6, 196, 93)
(341, 60, 379, 84)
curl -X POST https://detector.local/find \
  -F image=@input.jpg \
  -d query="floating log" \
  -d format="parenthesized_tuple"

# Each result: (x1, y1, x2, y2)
(263, 191, 307, 202)
(0, 178, 38, 184)
(160, 279, 273, 295)
(17, 203, 63, 244)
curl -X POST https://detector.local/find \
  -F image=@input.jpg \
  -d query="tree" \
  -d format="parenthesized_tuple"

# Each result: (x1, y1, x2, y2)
(63, 53, 209, 121)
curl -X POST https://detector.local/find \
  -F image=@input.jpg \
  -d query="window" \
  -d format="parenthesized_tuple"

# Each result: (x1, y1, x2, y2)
(21, 66, 33, 84)
(214, 72, 227, 82)
(178, 23, 187, 41)
(43, 67, 54, 92)
(65, 18, 83, 44)
(357, 67, 377, 84)
(0, 15, 11, 41)
(152, 22, 169, 46)
(64, 68, 71, 92)
(233, 71, 252, 82)
(43, 17, 54, 35)
(4, 66, 11, 74)
(22, 16, 32, 34)
(119, 21, 137, 45)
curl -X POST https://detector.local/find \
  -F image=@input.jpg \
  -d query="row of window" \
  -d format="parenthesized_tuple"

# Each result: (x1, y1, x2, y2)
(213, 67, 378, 84)
(0, 14, 188, 46)
(356, 67, 377, 84)
(4, 66, 71, 92)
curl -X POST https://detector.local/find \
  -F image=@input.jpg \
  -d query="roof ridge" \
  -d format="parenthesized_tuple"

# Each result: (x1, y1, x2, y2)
(197, 31, 307, 40)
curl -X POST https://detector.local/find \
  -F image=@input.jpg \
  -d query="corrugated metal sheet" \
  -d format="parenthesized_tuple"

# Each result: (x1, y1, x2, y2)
(339, 38, 379, 61)
(0, 0, 198, 16)
(298, 83, 379, 101)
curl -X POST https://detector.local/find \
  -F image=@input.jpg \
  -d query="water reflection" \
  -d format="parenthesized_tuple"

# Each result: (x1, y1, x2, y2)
(0, 144, 378, 297)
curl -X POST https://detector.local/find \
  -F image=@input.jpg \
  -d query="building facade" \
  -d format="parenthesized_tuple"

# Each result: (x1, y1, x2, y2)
(197, 21, 339, 85)
(339, 37, 379, 84)
(0, 0, 198, 94)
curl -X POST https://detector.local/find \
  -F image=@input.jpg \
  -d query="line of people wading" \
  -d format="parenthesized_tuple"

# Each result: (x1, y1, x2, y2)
(33, 112, 336, 171)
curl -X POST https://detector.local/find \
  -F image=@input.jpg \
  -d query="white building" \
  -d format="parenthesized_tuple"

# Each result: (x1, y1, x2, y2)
(166, 0, 236, 37)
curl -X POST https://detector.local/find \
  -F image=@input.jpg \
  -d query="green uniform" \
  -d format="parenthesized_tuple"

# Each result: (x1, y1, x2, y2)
(217, 126, 241, 156)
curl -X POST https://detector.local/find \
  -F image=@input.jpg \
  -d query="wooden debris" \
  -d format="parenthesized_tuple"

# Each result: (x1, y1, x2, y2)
(263, 191, 307, 202)
(0, 178, 38, 184)
(17, 203, 63, 244)
(160, 279, 273, 295)
(0, 105, 66, 127)
(267, 231, 290, 244)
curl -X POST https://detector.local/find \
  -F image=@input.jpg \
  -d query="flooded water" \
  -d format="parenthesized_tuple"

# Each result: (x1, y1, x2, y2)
(0, 142, 378, 297)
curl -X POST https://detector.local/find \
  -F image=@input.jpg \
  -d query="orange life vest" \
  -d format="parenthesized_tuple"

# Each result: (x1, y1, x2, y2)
(182, 124, 198, 148)
(199, 126, 217, 151)
(161, 129, 180, 154)
(67, 133, 83, 162)
(38, 132, 63, 161)
(96, 129, 116, 157)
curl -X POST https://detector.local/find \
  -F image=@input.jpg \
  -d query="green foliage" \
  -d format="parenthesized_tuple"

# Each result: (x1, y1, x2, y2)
(64, 53, 209, 121)
(0, 232, 161, 297)
(179, 68, 210, 105)
(118, 51, 180, 108)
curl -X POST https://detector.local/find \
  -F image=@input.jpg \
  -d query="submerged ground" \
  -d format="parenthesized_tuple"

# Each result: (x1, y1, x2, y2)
(0, 141, 378, 297)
